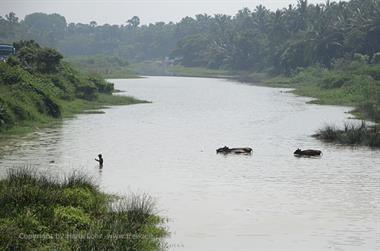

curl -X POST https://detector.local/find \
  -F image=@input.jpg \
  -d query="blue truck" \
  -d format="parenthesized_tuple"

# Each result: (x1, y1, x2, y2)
(0, 44, 16, 62)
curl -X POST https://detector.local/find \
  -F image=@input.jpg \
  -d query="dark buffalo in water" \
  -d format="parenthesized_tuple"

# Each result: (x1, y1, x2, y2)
(294, 148, 322, 157)
(216, 146, 252, 155)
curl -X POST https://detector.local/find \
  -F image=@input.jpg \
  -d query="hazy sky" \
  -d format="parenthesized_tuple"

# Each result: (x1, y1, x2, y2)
(2, 0, 332, 25)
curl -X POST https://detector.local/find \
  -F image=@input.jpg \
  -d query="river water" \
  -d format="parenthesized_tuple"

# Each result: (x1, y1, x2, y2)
(0, 77, 379, 251)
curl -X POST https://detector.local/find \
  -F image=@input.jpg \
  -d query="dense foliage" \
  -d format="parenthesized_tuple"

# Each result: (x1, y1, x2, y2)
(0, 168, 167, 250)
(0, 41, 116, 132)
(1, 0, 379, 74)
(0, 0, 379, 124)
(170, 0, 380, 73)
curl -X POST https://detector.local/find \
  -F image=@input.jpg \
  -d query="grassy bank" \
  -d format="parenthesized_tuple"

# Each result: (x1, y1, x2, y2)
(0, 41, 146, 136)
(0, 168, 167, 250)
(314, 122, 380, 148)
(131, 61, 233, 78)
(237, 60, 380, 147)
(65, 55, 140, 79)
(2, 94, 146, 136)
(239, 61, 380, 123)
(167, 65, 233, 78)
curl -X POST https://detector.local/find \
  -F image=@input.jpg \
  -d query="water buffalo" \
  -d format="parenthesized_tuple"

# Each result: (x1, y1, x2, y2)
(216, 146, 252, 155)
(294, 148, 322, 157)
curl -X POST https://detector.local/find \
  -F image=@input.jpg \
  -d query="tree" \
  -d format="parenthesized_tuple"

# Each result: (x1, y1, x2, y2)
(22, 13, 67, 47)
(5, 12, 18, 24)
(127, 16, 140, 29)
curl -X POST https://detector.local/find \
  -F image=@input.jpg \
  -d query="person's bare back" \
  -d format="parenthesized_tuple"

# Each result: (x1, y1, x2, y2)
(95, 154, 103, 168)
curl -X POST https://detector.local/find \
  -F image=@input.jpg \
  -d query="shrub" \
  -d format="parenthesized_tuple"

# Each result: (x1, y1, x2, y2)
(320, 73, 350, 89)
(0, 63, 23, 85)
(35, 48, 63, 73)
(53, 206, 92, 231)
(62, 187, 98, 211)
(88, 77, 114, 94)
(0, 168, 167, 250)
(371, 52, 380, 64)
(315, 122, 380, 147)
(353, 53, 369, 64)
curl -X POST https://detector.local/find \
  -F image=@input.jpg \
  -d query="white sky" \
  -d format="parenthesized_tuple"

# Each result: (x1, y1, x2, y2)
(1, 0, 336, 25)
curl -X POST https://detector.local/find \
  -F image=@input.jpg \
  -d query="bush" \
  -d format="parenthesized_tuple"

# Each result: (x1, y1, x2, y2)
(14, 41, 63, 74)
(353, 53, 369, 64)
(89, 77, 114, 94)
(320, 73, 350, 89)
(53, 206, 92, 230)
(35, 48, 63, 73)
(371, 52, 380, 64)
(0, 168, 167, 250)
(0, 63, 23, 85)
(314, 122, 380, 147)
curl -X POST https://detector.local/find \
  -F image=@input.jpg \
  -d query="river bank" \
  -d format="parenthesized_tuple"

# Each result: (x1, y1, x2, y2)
(136, 63, 379, 147)
(0, 43, 165, 250)
(131, 62, 379, 124)
(130, 61, 234, 79)
(65, 55, 140, 79)
(1, 93, 146, 137)
(0, 168, 167, 250)
(1, 77, 375, 250)
(239, 63, 380, 147)
(127, 62, 379, 125)
(0, 41, 146, 137)
(238, 63, 380, 123)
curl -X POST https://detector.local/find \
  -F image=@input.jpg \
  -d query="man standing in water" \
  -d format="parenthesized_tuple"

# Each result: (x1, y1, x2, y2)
(95, 154, 103, 168)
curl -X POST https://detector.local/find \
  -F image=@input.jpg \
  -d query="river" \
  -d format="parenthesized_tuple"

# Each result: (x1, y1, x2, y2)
(0, 76, 379, 251)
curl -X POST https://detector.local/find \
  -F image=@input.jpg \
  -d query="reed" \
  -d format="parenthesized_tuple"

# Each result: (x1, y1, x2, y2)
(314, 122, 380, 147)
(0, 167, 167, 250)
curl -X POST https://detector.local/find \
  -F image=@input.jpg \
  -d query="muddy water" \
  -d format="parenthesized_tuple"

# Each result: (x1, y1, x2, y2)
(0, 77, 379, 251)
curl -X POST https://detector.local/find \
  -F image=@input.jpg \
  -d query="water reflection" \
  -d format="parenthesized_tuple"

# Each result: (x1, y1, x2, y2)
(0, 77, 379, 251)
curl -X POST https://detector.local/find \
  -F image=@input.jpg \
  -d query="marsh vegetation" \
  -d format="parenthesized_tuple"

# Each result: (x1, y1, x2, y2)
(314, 122, 380, 148)
(0, 168, 167, 250)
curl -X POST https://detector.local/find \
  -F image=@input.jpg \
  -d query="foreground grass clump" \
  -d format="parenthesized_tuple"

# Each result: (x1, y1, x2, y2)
(0, 168, 167, 250)
(314, 122, 380, 148)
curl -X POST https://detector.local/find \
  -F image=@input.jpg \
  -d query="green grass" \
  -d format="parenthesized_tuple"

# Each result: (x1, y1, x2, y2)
(131, 61, 234, 78)
(314, 122, 380, 148)
(236, 61, 380, 147)
(60, 94, 148, 118)
(167, 65, 233, 78)
(130, 61, 169, 76)
(239, 63, 380, 123)
(65, 55, 140, 79)
(0, 94, 146, 137)
(0, 168, 167, 250)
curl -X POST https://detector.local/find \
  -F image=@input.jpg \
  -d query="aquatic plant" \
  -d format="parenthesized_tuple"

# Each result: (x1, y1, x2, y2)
(314, 122, 380, 148)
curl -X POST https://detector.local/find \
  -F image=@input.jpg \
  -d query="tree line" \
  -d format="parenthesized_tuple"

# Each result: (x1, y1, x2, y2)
(0, 0, 379, 74)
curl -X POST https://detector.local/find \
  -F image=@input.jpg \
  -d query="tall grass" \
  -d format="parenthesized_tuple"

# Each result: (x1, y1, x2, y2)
(314, 122, 380, 147)
(0, 168, 167, 250)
